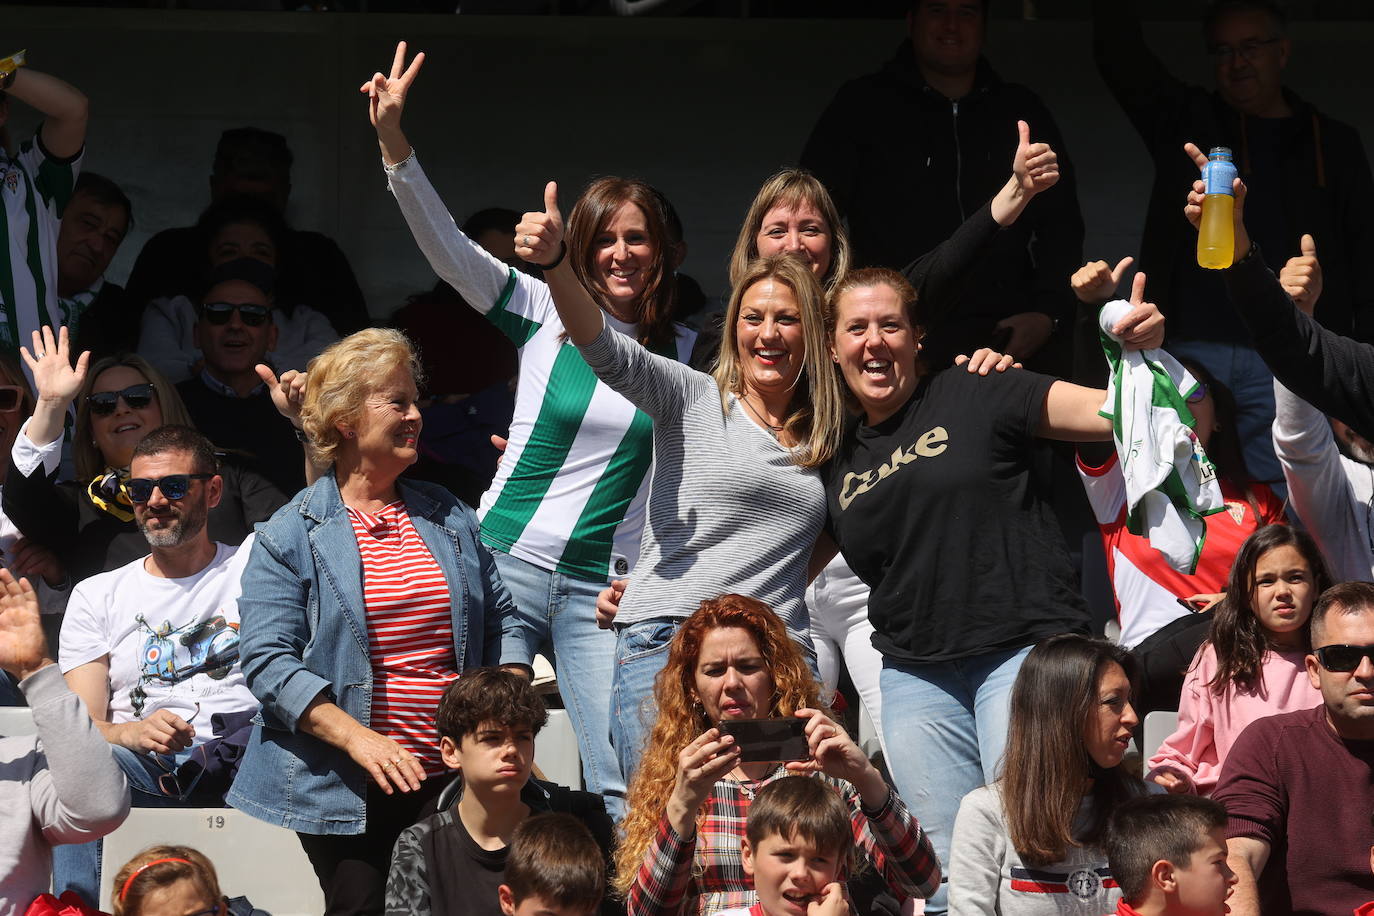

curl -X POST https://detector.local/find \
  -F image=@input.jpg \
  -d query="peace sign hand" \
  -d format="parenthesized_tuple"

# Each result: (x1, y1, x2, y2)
(362, 41, 425, 164)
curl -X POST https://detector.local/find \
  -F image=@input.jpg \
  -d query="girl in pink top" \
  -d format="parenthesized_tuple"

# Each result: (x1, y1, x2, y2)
(1147, 524, 1334, 795)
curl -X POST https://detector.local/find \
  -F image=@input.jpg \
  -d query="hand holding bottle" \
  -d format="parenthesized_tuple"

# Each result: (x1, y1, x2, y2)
(1183, 143, 1250, 268)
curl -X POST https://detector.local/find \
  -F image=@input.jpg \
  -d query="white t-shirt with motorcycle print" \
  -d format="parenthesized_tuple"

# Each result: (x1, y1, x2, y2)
(59, 538, 258, 740)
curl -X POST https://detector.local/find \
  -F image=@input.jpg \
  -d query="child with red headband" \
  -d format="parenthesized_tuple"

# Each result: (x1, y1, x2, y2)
(111, 846, 224, 916)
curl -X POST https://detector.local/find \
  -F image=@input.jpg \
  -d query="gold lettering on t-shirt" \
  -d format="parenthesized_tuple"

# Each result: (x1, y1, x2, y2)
(837, 425, 949, 510)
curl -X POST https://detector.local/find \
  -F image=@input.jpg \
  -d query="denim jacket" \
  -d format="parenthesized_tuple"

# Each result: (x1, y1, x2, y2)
(226, 471, 509, 834)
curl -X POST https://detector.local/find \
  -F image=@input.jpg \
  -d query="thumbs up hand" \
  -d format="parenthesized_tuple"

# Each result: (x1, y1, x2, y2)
(1071, 256, 1135, 305)
(1012, 120, 1060, 196)
(1110, 270, 1167, 351)
(1279, 233, 1322, 316)
(515, 181, 566, 269)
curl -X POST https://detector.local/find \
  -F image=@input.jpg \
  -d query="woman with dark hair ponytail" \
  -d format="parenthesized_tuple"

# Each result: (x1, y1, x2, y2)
(361, 42, 696, 818)
(1147, 524, 1332, 796)
(948, 634, 1150, 915)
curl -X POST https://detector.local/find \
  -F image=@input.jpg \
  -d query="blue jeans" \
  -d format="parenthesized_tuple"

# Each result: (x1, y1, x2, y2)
(1168, 339, 1285, 498)
(492, 548, 626, 820)
(879, 645, 1032, 916)
(51, 744, 222, 905)
(609, 617, 682, 787)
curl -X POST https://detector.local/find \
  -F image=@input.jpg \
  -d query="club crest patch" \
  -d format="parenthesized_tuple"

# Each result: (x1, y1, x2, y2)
(1067, 869, 1101, 899)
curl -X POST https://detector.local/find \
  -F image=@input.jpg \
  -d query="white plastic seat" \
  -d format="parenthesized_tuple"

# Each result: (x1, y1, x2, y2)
(98, 808, 324, 916)
(1142, 709, 1180, 762)
(534, 708, 582, 789)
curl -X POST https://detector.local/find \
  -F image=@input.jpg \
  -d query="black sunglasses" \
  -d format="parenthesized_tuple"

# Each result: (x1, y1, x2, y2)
(200, 301, 272, 327)
(86, 383, 156, 417)
(123, 474, 213, 504)
(1314, 644, 1374, 673)
(0, 385, 23, 413)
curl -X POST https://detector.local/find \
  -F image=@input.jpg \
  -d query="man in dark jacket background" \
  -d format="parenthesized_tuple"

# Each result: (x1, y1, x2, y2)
(1091, 0, 1374, 489)
(801, 0, 1084, 374)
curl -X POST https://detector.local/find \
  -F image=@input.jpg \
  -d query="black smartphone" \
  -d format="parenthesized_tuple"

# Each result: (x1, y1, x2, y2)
(717, 717, 810, 763)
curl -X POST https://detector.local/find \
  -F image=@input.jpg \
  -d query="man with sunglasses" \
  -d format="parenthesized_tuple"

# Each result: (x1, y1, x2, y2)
(1091, 0, 1374, 493)
(175, 258, 304, 496)
(1212, 581, 1374, 916)
(52, 425, 258, 905)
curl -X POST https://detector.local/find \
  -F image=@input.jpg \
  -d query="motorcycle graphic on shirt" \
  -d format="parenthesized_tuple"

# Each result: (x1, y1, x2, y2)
(128, 614, 241, 718)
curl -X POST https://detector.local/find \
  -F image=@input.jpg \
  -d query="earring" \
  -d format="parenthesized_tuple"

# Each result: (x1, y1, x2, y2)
(345, 430, 356, 439)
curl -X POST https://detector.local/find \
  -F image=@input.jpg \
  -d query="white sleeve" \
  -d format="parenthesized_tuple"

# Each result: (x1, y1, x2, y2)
(1077, 452, 1128, 525)
(57, 583, 110, 673)
(136, 296, 198, 384)
(1272, 380, 1368, 579)
(11, 417, 64, 479)
(385, 153, 555, 327)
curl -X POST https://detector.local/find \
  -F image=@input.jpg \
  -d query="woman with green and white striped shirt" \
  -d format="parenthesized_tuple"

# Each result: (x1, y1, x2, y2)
(364, 42, 695, 817)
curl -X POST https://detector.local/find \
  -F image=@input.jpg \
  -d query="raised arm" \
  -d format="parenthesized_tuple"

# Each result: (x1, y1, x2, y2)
(362, 40, 423, 169)
(1183, 144, 1374, 438)
(1090, 0, 1189, 150)
(20, 325, 87, 450)
(1040, 272, 1166, 441)
(515, 182, 603, 346)
(0, 569, 129, 843)
(366, 42, 527, 323)
(904, 120, 1061, 346)
(5, 66, 88, 161)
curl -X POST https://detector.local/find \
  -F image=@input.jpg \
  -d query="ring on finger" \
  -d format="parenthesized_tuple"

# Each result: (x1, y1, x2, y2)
(382, 761, 396, 770)
(523, 235, 532, 247)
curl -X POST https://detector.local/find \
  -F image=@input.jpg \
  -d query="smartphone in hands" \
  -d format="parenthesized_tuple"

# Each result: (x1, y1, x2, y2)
(717, 717, 809, 763)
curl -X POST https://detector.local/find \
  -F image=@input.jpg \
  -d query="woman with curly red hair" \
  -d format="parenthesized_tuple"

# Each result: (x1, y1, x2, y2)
(615, 594, 938, 916)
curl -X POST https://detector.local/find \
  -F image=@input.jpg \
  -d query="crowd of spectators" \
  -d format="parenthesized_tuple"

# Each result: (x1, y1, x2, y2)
(3, 1, 1374, 916)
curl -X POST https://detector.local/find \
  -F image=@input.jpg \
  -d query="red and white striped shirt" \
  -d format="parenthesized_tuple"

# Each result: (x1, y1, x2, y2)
(349, 501, 457, 776)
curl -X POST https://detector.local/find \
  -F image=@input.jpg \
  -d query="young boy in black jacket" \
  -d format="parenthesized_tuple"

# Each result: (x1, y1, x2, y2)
(384, 669, 617, 916)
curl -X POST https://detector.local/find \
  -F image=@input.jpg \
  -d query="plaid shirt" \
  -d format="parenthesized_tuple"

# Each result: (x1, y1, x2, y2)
(628, 770, 940, 916)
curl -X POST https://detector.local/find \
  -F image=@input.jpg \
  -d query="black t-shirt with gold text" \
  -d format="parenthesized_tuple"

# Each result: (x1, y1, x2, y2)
(823, 367, 1090, 663)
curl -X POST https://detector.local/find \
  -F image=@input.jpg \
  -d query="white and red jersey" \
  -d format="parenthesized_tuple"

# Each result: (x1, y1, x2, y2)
(1079, 452, 1285, 648)
(349, 501, 457, 776)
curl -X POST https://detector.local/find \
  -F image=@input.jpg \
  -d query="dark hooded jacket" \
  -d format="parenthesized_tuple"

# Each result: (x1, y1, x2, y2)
(801, 42, 1085, 371)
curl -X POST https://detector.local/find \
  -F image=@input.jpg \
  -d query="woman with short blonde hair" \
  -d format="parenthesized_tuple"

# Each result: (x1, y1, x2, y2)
(299, 327, 423, 467)
(229, 328, 514, 914)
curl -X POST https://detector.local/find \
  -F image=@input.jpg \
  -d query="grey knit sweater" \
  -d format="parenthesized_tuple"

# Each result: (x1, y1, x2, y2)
(579, 324, 826, 635)
(0, 664, 130, 916)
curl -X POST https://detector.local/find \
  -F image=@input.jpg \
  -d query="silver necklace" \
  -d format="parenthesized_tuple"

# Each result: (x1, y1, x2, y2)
(740, 395, 784, 436)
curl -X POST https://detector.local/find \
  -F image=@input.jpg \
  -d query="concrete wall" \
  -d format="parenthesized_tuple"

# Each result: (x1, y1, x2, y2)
(6, 7, 1373, 314)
